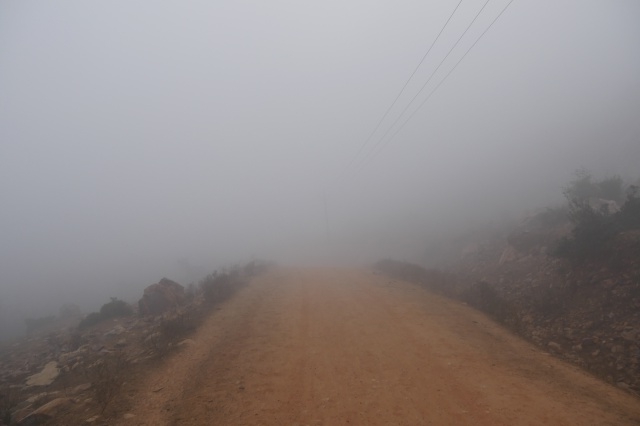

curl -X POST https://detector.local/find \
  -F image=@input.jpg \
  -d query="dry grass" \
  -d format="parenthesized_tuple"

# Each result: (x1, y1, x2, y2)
(83, 351, 129, 414)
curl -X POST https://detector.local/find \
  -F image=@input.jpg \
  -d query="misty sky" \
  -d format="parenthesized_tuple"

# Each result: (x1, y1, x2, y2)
(1, 1, 639, 336)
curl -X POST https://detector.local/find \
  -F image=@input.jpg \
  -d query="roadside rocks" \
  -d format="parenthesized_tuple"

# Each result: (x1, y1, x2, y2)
(451, 220, 640, 395)
(0, 271, 219, 425)
(138, 278, 185, 316)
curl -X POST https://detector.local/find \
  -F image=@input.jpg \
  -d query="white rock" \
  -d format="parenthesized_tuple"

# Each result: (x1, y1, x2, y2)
(26, 361, 60, 386)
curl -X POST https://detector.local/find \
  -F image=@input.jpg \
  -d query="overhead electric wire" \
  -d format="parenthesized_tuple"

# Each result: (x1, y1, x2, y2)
(360, 0, 492, 165)
(367, 0, 516, 163)
(345, 0, 464, 171)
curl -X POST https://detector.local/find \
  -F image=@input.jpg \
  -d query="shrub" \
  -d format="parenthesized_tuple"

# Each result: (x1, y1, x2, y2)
(554, 188, 640, 262)
(529, 283, 573, 316)
(144, 311, 199, 358)
(533, 206, 569, 228)
(99, 298, 132, 318)
(619, 185, 640, 229)
(185, 282, 198, 301)
(563, 169, 624, 203)
(200, 269, 245, 306)
(83, 352, 128, 414)
(460, 281, 515, 324)
(78, 312, 104, 329)
(553, 173, 640, 263)
(78, 298, 132, 329)
(374, 261, 518, 328)
(563, 168, 597, 201)
(598, 175, 624, 203)
(244, 260, 271, 276)
(24, 315, 55, 335)
(553, 198, 617, 261)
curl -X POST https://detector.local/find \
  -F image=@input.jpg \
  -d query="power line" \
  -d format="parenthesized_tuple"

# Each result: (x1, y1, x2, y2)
(360, 0, 493, 166)
(368, 0, 516, 162)
(344, 0, 465, 172)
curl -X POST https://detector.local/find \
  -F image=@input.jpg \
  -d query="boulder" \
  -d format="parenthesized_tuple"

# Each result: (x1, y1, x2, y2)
(25, 361, 59, 387)
(138, 278, 185, 316)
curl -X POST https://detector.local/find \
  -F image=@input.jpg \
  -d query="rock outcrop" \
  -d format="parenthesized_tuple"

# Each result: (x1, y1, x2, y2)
(25, 361, 59, 387)
(138, 278, 185, 316)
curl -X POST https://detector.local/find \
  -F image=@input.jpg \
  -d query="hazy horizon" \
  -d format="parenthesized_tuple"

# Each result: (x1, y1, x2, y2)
(1, 0, 639, 339)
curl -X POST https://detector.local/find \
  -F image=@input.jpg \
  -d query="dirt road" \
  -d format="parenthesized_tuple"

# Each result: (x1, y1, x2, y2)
(119, 268, 640, 425)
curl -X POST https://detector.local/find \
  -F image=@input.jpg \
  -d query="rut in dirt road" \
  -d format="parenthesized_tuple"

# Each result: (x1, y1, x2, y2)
(120, 268, 640, 426)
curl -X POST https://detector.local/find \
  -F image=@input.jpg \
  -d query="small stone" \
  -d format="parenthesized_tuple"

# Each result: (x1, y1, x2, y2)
(547, 341, 562, 352)
(177, 339, 195, 347)
(72, 383, 92, 394)
(105, 325, 125, 337)
(123, 413, 136, 419)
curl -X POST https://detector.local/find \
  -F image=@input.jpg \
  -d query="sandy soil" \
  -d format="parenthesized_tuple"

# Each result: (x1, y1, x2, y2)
(116, 267, 640, 425)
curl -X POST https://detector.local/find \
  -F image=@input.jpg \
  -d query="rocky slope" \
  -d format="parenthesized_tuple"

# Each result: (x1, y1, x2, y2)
(407, 205, 640, 396)
(0, 265, 259, 425)
(454, 224, 640, 392)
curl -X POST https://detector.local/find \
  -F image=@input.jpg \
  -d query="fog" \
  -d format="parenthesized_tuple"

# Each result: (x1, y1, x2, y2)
(1, 0, 639, 339)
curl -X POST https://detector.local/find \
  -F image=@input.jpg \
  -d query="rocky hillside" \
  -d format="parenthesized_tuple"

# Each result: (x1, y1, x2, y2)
(454, 220, 640, 394)
(377, 195, 640, 397)
(0, 263, 264, 425)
